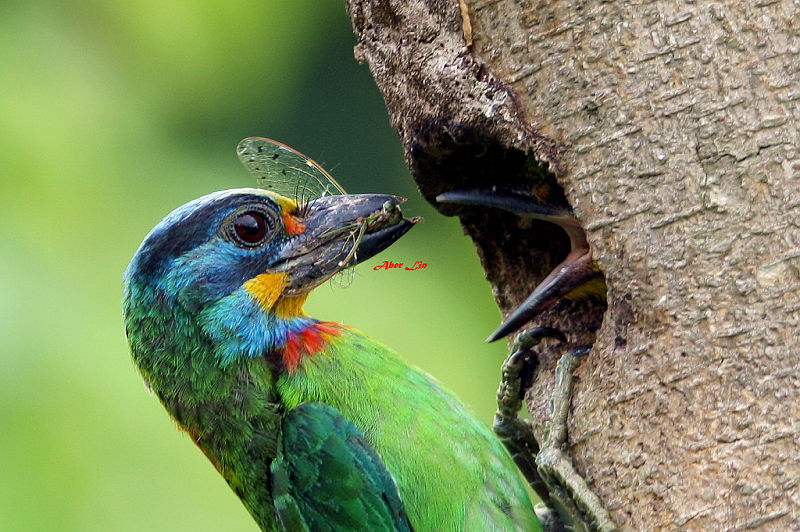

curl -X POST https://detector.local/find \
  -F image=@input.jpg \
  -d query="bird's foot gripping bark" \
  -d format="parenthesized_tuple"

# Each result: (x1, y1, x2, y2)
(494, 328, 617, 532)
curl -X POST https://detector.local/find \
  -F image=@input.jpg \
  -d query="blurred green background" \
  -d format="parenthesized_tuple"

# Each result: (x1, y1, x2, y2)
(0, 1, 512, 530)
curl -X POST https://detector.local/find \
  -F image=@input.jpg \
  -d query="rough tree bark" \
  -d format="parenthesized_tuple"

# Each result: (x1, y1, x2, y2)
(345, 0, 800, 531)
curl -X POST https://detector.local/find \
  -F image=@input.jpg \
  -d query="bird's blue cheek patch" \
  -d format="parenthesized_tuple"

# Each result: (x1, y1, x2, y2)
(197, 284, 319, 368)
(168, 241, 256, 313)
(198, 287, 285, 366)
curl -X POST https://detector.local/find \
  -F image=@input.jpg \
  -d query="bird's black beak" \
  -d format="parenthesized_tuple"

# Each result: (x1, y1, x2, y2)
(272, 194, 420, 296)
(436, 188, 603, 342)
(437, 189, 566, 218)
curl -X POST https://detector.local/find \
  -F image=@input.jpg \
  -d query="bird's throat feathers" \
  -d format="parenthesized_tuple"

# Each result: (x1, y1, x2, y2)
(242, 272, 343, 373)
(243, 272, 294, 314)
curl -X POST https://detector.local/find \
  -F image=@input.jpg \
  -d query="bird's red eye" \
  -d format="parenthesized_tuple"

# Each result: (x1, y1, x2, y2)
(233, 211, 270, 246)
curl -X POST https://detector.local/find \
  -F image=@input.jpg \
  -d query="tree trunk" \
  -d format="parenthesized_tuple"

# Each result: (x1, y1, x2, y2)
(345, 0, 800, 530)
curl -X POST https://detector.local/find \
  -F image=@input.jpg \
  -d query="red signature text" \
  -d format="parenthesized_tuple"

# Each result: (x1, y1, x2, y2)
(373, 261, 428, 271)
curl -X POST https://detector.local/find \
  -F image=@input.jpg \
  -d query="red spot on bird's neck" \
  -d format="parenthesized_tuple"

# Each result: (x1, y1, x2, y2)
(280, 321, 343, 373)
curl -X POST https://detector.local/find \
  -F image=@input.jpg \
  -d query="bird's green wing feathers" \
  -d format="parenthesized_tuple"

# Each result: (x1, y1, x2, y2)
(271, 402, 414, 532)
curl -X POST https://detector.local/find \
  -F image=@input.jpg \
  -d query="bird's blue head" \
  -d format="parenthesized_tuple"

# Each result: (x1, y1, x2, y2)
(123, 188, 417, 372)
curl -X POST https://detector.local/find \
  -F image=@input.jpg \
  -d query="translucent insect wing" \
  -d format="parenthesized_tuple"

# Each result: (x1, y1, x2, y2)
(237, 137, 347, 201)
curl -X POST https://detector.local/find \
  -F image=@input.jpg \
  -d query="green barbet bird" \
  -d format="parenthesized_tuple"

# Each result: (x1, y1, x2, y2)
(122, 140, 541, 532)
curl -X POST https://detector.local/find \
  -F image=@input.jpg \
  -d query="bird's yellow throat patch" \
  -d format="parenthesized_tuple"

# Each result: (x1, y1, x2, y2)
(244, 273, 309, 318)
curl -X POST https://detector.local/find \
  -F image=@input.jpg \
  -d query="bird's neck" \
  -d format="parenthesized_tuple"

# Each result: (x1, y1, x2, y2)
(188, 275, 344, 374)
(240, 272, 351, 371)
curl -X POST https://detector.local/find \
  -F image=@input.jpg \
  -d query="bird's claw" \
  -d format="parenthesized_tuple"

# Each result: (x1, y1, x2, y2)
(494, 328, 568, 508)
(497, 327, 567, 420)
(512, 327, 567, 354)
(495, 331, 617, 532)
